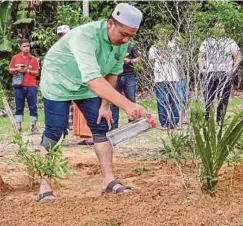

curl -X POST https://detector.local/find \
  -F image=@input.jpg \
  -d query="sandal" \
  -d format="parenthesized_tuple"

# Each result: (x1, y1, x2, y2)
(77, 140, 94, 145)
(36, 191, 54, 202)
(104, 180, 131, 194)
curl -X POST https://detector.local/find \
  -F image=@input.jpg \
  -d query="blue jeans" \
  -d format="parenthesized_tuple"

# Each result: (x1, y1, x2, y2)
(111, 73, 136, 128)
(42, 97, 110, 144)
(204, 72, 232, 123)
(155, 82, 179, 127)
(177, 79, 187, 110)
(14, 86, 38, 122)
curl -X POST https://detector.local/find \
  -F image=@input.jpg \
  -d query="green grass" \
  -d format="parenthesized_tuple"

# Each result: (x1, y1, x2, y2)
(132, 167, 150, 174)
(228, 98, 243, 107)
(137, 98, 157, 112)
(0, 109, 45, 140)
(0, 97, 242, 140)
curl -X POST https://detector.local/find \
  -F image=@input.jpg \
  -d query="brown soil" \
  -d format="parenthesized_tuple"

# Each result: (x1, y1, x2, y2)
(0, 176, 13, 193)
(1, 134, 243, 226)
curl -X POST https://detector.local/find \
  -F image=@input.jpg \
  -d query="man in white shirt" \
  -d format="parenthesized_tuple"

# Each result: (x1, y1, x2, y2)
(198, 23, 241, 125)
(149, 38, 184, 129)
(56, 25, 70, 40)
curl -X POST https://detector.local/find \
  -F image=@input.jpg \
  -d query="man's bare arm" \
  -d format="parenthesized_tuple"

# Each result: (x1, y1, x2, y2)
(233, 50, 241, 71)
(197, 52, 205, 72)
(100, 74, 118, 108)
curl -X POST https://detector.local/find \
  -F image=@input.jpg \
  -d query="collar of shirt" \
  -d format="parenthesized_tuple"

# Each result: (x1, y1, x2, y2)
(19, 52, 32, 60)
(101, 20, 115, 50)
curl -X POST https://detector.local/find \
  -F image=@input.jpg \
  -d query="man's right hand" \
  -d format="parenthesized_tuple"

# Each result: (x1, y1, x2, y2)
(15, 66, 22, 73)
(124, 103, 146, 121)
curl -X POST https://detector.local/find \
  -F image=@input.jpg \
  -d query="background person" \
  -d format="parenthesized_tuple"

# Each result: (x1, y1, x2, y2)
(198, 22, 241, 125)
(9, 39, 39, 133)
(111, 43, 140, 128)
(56, 25, 70, 40)
(149, 37, 184, 129)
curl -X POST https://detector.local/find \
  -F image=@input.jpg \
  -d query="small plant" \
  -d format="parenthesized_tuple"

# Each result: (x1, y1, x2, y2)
(190, 101, 243, 195)
(13, 133, 70, 189)
(132, 167, 150, 174)
(235, 134, 243, 150)
(104, 219, 121, 226)
(161, 131, 194, 160)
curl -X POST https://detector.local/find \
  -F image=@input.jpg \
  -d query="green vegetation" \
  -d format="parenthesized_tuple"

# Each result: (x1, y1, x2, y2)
(132, 167, 150, 174)
(190, 102, 243, 195)
(13, 133, 70, 189)
(104, 219, 121, 226)
(161, 131, 195, 161)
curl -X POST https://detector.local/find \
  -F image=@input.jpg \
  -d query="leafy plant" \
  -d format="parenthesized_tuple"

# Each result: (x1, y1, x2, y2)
(104, 219, 121, 226)
(57, 3, 92, 28)
(13, 133, 70, 189)
(161, 131, 194, 160)
(0, 1, 14, 53)
(132, 167, 150, 174)
(190, 101, 243, 195)
(235, 134, 243, 150)
(31, 26, 56, 53)
(0, 58, 11, 88)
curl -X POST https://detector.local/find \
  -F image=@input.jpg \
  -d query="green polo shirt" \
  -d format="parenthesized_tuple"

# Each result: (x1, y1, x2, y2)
(40, 20, 128, 101)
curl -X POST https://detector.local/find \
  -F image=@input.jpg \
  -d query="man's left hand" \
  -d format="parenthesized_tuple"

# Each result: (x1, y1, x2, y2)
(97, 106, 112, 130)
(20, 66, 28, 73)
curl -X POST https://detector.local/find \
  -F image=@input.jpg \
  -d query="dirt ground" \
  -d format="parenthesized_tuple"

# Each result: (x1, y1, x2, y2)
(1, 131, 243, 226)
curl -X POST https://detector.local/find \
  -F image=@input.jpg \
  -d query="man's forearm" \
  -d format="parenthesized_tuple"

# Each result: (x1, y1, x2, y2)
(197, 54, 205, 71)
(233, 51, 241, 69)
(9, 68, 18, 74)
(88, 77, 131, 110)
(28, 69, 39, 77)
(105, 74, 117, 88)
(100, 74, 118, 108)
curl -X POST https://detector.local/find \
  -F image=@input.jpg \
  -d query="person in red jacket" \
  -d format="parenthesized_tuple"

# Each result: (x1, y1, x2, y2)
(9, 39, 39, 133)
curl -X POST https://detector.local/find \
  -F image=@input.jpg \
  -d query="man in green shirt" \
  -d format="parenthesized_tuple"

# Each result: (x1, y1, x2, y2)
(38, 3, 145, 201)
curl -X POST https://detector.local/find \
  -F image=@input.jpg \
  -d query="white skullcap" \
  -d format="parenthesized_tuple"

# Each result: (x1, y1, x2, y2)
(57, 25, 70, 35)
(112, 3, 142, 29)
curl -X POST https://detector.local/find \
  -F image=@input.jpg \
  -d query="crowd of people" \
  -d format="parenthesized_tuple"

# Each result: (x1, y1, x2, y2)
(6, 3, 241, 201)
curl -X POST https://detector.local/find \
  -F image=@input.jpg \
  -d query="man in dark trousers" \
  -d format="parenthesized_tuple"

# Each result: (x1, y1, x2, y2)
(38, 3, 145, 201)
(111, 43, 140, 128)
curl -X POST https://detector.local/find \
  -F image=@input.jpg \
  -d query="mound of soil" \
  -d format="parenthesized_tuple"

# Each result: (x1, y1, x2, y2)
(0, 176, 13, 193)
(1, 135, 243, 226)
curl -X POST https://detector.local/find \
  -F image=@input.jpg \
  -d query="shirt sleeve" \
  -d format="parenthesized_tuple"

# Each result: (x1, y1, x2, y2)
(9, 56, 16, 69)
(31, 57, 39, 71)
(68, 33, 102, 83)
(109, 47, 127, 75)
(230, 39, 239, 54)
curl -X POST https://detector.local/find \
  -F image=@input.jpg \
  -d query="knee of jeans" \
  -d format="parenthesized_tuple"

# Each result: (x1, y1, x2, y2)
(89, 119, 110, 143)
(92, 133, 108, 143)
(41, 135, 58, 151)
(43, 128, 64, 144)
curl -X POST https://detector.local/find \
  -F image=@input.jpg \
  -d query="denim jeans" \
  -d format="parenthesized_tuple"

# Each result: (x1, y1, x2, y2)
(177, 79, 187, 110)
(155, 82, 179, 127)
(14, 86, 38, 122)
(42, 97, 110, 143)
(111, 73, 136, 128)
(204, 72, 232, 123)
